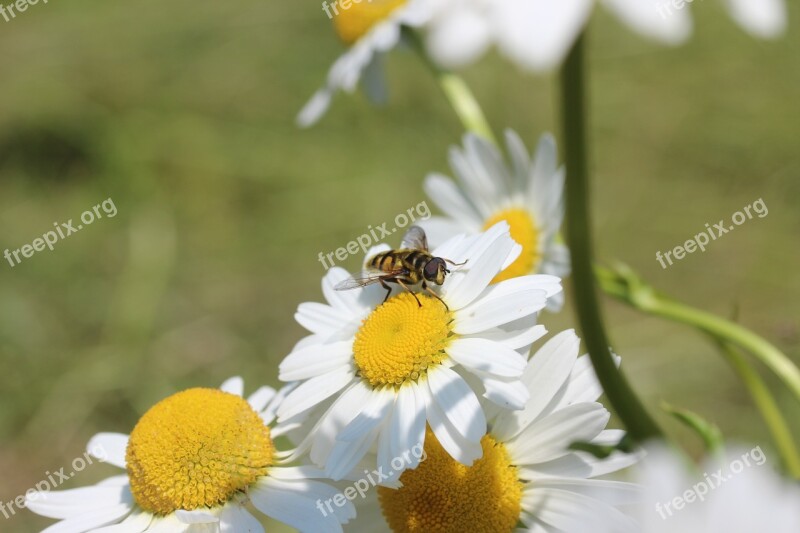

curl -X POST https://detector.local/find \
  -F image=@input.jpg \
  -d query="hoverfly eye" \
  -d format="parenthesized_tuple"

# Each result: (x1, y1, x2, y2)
(423, 262, 439, 279)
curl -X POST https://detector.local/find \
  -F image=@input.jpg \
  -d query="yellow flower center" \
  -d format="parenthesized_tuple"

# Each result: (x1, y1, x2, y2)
(483, 208, 541, 282)
(331, 0, 407, 45)
(125, 388, 274, 515)
(353, 293, 452, 388)
(378, 428, 523, 533)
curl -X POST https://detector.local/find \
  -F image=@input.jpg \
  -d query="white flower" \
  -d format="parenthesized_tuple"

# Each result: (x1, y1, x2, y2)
(423, 0, 787, 73)
(297, 0, 431, 128)
(277, 222, 562, 480)
(608, 443, 800, 533)
(349, 329, 642, 533)
(719, 0, 787, 39)
(421, 130, 569, 310)
(26, 378, 354, 533)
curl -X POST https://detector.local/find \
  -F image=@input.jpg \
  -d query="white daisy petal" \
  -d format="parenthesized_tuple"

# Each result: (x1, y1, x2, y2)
(277, 367, 354, 421)
(389, 383, 427, 469)
(309, 381, 374, 467)
(39, 504, 133, 533)
(720, 0, 787, 38)
(337, 388, 394, 442)
(504, 129, 532, 191)
(423, 173, 482, 227)
(477, 372, 530, 410)
(26, 484, 131, 520)
(251, 483, 345, 533)
(447, 337, 527, 377)
(295, 302, 354, 337)
(425, 4, 493, 68)
(524, 487, 637, 533)
(176, 510, 218, 524)
(600, 0, 692, 44)
(427, 367, 486, 442)
(441, 225, 516, 309)
(278, 340, 353, 381)
(245, 386, 276, 413)
(87, 433, 129, 469)
(492, 330, 580, 441)
(219, 376, 244, 397)
(508, 402, 610, 464)
(424, 385, 483, 465)
(462, 322, 547, 351)
(91, 511, 153, 533)
(495, 0, 595, 72)
(219, 505, 264, 533)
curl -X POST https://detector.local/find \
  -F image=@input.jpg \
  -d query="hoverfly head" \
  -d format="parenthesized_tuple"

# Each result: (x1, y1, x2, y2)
(423, 258, 448, 285)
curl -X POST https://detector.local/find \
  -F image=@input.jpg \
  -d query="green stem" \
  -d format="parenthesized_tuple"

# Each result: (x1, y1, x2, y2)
(560, 33, 663, 442)
(716, 341, 800, 478)
(597, 266, 800, 403)
(653, 301, 800, 401)
(405, 29, 497, 143)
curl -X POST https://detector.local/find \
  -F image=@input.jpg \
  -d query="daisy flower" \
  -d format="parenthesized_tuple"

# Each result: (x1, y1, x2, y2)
(718, 0, 787, 39)
(296, 0, 431, 127)
(423, 0, 692, 73)
(421, 130, 569, 310)
(422, 0, 786, 72)
(616, 443, 800, 533)
(347, 329, 641, 532)
(25, 378, 355, 533)
(277, 222, 562, 481)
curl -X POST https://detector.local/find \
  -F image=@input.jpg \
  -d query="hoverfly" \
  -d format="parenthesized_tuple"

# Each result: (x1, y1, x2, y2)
(334, 226, 467, 309)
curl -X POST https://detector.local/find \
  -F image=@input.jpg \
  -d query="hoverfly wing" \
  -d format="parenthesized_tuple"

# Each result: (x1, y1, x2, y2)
(400, 225, 428, 251)
(334, 273, 386, 291)
(334, 268, 408, 291)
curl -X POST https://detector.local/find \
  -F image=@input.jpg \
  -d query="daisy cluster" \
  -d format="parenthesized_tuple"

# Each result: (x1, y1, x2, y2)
(25, 123, 645, 532)
(24, 1, 796, 533)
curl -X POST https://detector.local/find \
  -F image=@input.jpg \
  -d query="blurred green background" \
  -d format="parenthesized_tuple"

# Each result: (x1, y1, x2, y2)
(0, 0, 797, 530)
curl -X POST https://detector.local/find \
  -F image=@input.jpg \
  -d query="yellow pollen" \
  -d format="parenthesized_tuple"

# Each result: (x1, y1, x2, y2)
(353, 293, 452, 388)
(125, 388, 274, 515)
(483, 208, 541, 282)
(378, 428, 523, 533)
(332, 0, 407, 45)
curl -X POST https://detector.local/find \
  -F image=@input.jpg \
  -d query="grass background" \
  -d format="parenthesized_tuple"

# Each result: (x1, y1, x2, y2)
(0, 0, 797, 530)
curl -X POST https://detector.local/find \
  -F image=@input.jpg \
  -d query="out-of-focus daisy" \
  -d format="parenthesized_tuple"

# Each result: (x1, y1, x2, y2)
(297, 0, 430, 127)
(278, 222, 562, 480)
(423, 0, 787, 73)
(611, 443, 800, 533)
(26, 378, 354, 533)
(345, 329, 640, 532)
(423, 0, 692, 73)
(421, 130, 569, 310)
(718, 0, 787, 39)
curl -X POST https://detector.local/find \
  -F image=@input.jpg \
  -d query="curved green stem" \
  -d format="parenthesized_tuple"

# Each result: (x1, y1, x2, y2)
(560, 33, 663, 442)
(716, 341, 800, 478)
(596, 264, 800, 403)
(597, 263, 800, 477)
(405, 30, 497, 143)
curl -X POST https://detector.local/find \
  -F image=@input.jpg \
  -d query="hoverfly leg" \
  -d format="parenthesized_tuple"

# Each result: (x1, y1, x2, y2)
(379, 279, 393, 304)
(444, 258, 468, 267)
(422, 281, 449, 312)
(396, 279, 422, 307)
